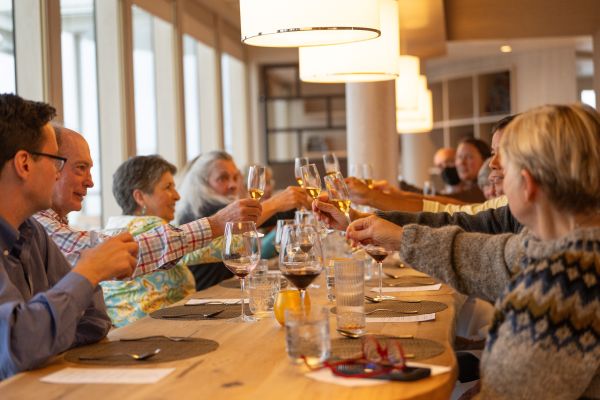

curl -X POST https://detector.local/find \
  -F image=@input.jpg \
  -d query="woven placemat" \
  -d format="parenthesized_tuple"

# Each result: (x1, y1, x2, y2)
(331, 300, 447, 317)
(366, 275, 438, 288)
(331, 335, 445, 361)
(64, 337, 219, 365)
(150, 304, 243, 320)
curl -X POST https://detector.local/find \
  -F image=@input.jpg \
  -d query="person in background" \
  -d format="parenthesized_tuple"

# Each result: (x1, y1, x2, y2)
(176, 151, 310, 289)
(477, 158, 495, 200)
(34, 128, 260, 280)
(346, 104, 600, 399)
(433, 147, 462, 193)
(448, 138, 491, 203)
(0, 94, 137, 378)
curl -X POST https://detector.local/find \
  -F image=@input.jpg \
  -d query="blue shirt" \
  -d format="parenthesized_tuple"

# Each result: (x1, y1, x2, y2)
(0, 216, 111, 379)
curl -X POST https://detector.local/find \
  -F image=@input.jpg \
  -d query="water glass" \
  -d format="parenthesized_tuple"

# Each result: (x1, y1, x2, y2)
(285, 306, 330, 367)
(334, 258, 366, 335)
(248, 273, 280, 318)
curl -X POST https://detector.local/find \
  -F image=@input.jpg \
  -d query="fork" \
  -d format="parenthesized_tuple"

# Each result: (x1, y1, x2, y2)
(120, 335, 191, 342)
(78, 348, 161, 361)
(162, 309, 225, 319)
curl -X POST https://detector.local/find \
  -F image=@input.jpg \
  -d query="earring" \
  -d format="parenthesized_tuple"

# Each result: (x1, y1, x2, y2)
(141, 206, 147, 216)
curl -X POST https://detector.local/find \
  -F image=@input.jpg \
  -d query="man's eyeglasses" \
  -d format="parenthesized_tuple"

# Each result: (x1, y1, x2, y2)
(30, 151, 67, 171)
(303, 335, 430, 381)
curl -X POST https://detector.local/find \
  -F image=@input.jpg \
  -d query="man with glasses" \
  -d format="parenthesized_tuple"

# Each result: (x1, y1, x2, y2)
(34, 126, 262, 276)
(0, 94, 139, 379)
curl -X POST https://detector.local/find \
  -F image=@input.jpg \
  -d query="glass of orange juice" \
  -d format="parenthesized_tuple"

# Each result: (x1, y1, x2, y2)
(273, 289, 311, 326)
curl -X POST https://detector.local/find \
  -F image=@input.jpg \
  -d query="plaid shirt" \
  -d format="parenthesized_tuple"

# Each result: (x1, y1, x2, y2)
(34, 209, 213, 277)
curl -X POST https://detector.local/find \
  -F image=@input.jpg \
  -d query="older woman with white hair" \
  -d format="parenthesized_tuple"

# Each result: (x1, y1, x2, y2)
(345, 104, 600, 399)
(176, 150, 311, 289)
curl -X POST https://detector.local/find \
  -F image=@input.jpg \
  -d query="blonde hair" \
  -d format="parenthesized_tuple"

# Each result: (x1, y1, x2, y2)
(500, 103, 600, 213)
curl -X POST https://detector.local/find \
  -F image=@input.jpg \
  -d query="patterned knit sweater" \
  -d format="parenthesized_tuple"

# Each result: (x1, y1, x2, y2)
(400, 225, 600, 399)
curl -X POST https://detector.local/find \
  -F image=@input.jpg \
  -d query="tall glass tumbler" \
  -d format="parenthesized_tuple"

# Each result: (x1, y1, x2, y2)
(334, 258, 366, 335)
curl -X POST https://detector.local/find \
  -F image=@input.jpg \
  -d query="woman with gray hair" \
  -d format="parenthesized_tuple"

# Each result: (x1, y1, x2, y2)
(176, 150, 311, 289)
(102, 155, 261, 326)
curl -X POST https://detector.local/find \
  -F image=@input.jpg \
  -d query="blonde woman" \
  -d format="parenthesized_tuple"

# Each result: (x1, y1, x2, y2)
(346, 104, 600, 399)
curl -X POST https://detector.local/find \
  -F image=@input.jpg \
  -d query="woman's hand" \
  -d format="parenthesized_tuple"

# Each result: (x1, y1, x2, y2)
(346, 215, 403, 251)
(312, 192, 350, 231)
(344, 177, 373, 205)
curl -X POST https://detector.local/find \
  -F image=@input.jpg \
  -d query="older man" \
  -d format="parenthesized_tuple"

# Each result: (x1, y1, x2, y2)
(34, 127, 261, 275)
(0, 94, 138, 378)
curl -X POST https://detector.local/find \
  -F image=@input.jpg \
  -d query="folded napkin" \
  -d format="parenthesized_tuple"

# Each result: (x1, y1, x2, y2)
(41, 368, 175, 384)
(185, 298, 248, 305)
(366, 313, 436, 323)
(370, 283, 441, 293)
(305, 362, 451, 386)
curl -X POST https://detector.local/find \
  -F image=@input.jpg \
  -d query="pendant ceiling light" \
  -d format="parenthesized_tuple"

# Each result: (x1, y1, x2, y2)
(240, 0, 381, 48)
(396, 76, 433, 134)
(395, 56, 421, 110)
(298, 0, 399, 83)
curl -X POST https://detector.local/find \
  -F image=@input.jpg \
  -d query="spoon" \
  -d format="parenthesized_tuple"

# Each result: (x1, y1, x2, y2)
(336, 329, 363, 339)
(383, 272, 402, 279)
(365, 295, 422, 304)
(365, 308, 418, 315)
(79, 348, 161, 361)
(162, 309, 225, 319)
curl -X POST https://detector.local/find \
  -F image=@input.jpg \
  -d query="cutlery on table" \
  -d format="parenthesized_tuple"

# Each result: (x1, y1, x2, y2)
(78, 348, 161, 361)
(365, 308, 418, 315)
(120, 335, 191, 342)
(162, 309, 225, 319)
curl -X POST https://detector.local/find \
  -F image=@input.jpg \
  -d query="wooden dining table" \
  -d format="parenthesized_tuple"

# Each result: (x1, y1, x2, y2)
(0, 265, 460, 400)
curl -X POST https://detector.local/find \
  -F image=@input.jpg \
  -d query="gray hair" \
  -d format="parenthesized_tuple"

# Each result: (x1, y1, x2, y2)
(477, 157, 493, 190)
(112, 155, 177, 215)
(175, 150, 237, 223)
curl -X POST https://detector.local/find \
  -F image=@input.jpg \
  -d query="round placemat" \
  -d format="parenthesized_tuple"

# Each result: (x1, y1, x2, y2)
(150, 304, 243, 320)
(331, 335, 445, 361)
(366, 275, 438, 287)
(64, 337, 219, 365)
(331, 300, 447, 316)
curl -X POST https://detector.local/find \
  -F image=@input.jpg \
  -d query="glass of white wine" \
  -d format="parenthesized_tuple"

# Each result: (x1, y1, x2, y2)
(322, 152, 340, 176)
(300, 163, 321, 201)
(247, 165, 266, 200)
(275, 219, 295, 255)
(361, 163, 374, 189)
(323, 171, 352, 224)
(294, 157, 309, 187)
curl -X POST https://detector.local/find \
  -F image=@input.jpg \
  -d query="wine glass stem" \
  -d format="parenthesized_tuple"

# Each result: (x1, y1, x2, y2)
(378, 262, 384, 299)
(299, 289, 306, 313)
(240, 277, 247, 319)
(344, 212, 351, 226)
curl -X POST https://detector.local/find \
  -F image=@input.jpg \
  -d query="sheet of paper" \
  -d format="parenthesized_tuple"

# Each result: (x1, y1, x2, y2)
(370, 283, 441, 293)
(185, 298, 248, 305)
(305, 361, 451, 386)
(40, 368, 175, 384)
(367, 313, 436, 323)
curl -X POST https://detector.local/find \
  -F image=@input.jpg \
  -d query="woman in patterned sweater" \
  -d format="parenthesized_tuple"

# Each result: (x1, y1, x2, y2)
(345, 104, 600, 399)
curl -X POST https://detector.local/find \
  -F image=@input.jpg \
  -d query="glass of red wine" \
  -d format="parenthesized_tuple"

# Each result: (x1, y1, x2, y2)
(222, 221, 261, 322)
(363, 244, 394, 301)
(279, 224, 323, 311)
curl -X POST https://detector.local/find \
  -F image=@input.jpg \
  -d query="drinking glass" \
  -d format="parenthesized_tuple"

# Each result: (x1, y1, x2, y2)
(285, 306, 330, 367)
(279, 224, 323, 312)
(274, 219, 295, 254)
(247, 165, 266, 200)
(222, 221, 261, 322)
(361, 163, 374, 189)
(334, 258, 366, 335)
(324, 171, 352, 224)
(300, 163, 321, 200)
(423, 180, 435, 196)
(248, 273, 280, 318)
(294, 157, 309, 187)
(322, 152, 340, 176)
(363, 244, 394, 301)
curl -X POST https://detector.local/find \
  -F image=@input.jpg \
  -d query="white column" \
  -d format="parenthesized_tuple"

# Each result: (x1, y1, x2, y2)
(400, 133, 436, 188)
(594, 28, 600, 111)
(13, 0, 45, 101)
(346, 80, 398, 185)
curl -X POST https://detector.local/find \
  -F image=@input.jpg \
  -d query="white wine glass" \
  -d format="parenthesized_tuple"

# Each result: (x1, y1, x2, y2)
(361, 163, 374, 189)
(294, 157, 309, 187)
(247, 165, 266, 200)
(323, 171, 352, 225)
(322, 152, 340, 176)
(300, 163, 322, 201)
(279, 224, 323, 312)
(275, 219, 295, 254)
(222, 221, 261, 322)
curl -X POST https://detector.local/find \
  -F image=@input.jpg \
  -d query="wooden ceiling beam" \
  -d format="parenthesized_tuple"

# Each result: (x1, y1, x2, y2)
(398, 0, 447, 59)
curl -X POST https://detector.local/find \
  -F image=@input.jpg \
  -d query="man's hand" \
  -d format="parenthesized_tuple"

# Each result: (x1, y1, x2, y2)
(74, 232, 139, 286)
(346, 215, 403, 251)
(265, 186, 312, 213)
(208, 198, 262, 237)
(312, 192, 350, 231)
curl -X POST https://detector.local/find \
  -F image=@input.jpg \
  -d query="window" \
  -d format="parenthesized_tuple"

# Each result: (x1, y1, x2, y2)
(0, 0, 15, 93)
(183, 34, 219, 161)
(581, 89, 596, 109)
(132, 5, 158, 155)
(61, 0, 101, 229)
(221, 53, 249, 166)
